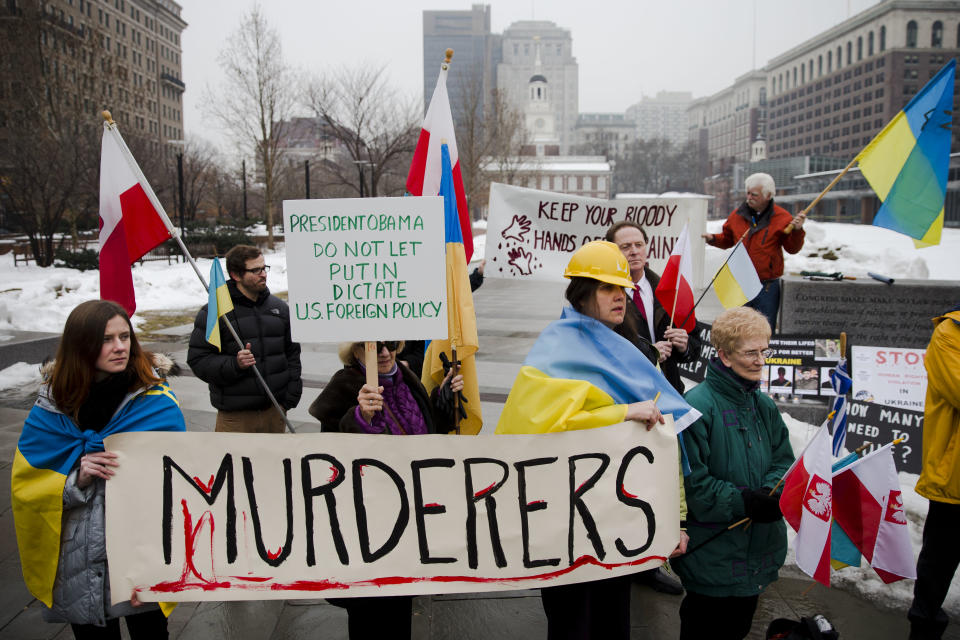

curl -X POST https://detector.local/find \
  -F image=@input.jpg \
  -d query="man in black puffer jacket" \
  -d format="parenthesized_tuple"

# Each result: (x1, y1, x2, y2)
(187, 245, 302, 432)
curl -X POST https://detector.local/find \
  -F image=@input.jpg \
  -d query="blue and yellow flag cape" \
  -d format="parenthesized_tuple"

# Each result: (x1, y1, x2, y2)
(11, 382, 185, 608)
(205, 257, 234, 352)
(496, 306, 701, 434)
(422, 143, 482, 434)
(857, 59, 955, 248)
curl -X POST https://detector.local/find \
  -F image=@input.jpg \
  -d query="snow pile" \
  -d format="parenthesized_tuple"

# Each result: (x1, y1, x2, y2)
(704, 220, 957, 281)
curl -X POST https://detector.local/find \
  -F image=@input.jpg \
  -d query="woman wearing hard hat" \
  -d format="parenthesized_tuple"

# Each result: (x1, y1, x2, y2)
(497, 240, 700, 640)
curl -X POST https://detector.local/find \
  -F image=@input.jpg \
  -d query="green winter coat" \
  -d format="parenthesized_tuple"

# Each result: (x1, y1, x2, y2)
(672, 359, 795, 597)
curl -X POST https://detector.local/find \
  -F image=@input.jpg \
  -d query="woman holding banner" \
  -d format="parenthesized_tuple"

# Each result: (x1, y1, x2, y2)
(496, 240, 701, 640)
(12, 300, 186, 639)
(671, 307, 795, 640)
(308, 339, 463, 639)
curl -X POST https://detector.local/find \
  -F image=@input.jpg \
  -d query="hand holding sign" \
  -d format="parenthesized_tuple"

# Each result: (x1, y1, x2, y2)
(507, 247, 534, 275)
(502, 214, 532, 243)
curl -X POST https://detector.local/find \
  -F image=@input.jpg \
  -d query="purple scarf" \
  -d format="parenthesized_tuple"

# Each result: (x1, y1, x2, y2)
(353, 364, 428, 435)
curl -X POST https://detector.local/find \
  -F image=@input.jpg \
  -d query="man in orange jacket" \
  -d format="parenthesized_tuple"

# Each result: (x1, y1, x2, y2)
(702, 173, 807, 330)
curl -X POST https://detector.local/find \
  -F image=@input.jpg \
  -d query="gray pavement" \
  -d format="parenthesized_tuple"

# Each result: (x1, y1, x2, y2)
(0, 277, 955, 639)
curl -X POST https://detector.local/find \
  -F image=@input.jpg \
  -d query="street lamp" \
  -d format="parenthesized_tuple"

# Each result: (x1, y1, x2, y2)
(167, 139, 186, 236)
(352, 160, 374, 198)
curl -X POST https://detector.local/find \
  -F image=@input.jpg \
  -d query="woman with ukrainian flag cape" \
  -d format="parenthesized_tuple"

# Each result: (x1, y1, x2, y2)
(496, 240, 701, 640)
(11, 300, 185, 638)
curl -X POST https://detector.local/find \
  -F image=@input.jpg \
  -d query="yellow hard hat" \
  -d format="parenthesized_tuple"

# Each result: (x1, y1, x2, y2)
(563, 240, 634, 288)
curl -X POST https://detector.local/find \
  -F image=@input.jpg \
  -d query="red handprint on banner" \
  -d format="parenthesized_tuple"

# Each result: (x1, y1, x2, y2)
(507, 247, 534, 276)
(502, 214, 532, 243)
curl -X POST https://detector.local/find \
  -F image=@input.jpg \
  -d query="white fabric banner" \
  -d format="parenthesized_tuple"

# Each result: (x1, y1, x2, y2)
(105, 421, 680, 603)
(485, 183, 708, 287)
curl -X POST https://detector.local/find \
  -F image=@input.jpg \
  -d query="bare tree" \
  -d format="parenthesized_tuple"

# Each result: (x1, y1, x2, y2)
(453, 68, 528, 216)
(613, 138, 700, 195)
(0, 3, 101, 265)
(162, 137, 220, 222)
(204, 6, 294, 248)
(302, 66, 419, 198)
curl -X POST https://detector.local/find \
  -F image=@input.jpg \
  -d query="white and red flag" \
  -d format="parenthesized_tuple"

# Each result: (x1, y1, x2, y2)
(832, 443, 916, 583)
(406, 54, 473, 262)
(654, 223, 696, 331)
(780, 420, 833, 586)
(99, 123, 174, 315)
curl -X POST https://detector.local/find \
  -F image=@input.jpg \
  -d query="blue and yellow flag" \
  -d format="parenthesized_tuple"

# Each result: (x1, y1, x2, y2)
(496, 306, 701, 434)
(12, 385, 185, 608)
(422, 143, 482, 434)
(830, 451, 863, 570)
(857, 59, 954, 248)
(205, 257, 234, 352)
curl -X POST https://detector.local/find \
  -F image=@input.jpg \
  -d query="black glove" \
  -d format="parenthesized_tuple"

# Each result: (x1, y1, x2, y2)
(741, 488, 783, 523)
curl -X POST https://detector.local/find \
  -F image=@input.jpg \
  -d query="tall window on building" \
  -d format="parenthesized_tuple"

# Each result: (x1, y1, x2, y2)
(827, 50, 832, 72)
(847, 41, 852, 65)
(932, 21, 942, 47)
(868, 31, 874, 56)
(880, 25, 886, 51)
(837, 46, 843, 68)
(857, 36, 863, 61)
(906, 21, 917, 48)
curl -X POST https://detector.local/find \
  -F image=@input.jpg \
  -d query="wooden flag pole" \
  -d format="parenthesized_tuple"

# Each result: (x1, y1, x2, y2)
(783, 155, 860, 234)
(365, 342, 378, 389)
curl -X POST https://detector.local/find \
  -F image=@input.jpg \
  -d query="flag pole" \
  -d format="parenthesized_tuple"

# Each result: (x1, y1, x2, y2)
(101, 111, 296, 434)
(677, 228, 751, 330)
(783, 155, 859, 234)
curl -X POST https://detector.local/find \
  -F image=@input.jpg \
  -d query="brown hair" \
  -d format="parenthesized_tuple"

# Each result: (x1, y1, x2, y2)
(50, 300, 161, 419)
(565, 277, 639, 338)
(604, 220, 648, 243)
(710, 307, 771, 354)
(225, 244, 262, 280)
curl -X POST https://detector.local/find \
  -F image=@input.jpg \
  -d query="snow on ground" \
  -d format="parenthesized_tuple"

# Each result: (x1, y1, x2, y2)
(704, 219, 958, 281)
(0, 220, 957, 614)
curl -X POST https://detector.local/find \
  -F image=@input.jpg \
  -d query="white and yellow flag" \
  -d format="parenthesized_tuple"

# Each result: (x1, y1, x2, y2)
(713, 242, 762, 309)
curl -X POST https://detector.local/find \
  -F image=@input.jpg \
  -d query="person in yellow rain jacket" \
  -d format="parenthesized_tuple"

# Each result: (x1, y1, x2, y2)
(496, 240, 700, 640)
(908, 304, 960, 640)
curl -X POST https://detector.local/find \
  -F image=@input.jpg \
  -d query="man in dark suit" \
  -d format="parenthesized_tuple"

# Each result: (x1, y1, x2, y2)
(606, 220, 700, 596)
(606, 221, 700, 395)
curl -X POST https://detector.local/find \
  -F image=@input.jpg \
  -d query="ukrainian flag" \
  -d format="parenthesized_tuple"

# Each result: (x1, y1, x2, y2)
(205, 257, 234, 351)
(11, 384, 185, 608)
(857, 59, 954, 248)
(496, 306, 701, 435)
(421, 143, 482, 435)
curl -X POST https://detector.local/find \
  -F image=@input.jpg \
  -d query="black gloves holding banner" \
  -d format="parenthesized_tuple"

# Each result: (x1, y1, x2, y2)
(741, 488, 783, 523)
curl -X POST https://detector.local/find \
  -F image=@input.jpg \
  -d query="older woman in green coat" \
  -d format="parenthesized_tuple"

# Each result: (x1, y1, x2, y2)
(671, 307, 795, 640)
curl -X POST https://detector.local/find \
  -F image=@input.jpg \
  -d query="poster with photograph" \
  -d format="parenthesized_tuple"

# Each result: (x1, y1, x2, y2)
(851, 346, 927, 410)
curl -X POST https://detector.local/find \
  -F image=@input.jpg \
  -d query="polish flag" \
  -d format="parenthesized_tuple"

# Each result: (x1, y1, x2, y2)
(406, 55, 473, 262)
(654, 223, 696, 332)
(832, 444, 916, 583)
(99, 124, 173, 316)
(780, 420, 833, 586)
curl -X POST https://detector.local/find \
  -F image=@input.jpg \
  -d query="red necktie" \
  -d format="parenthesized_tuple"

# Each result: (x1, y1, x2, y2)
(633, 285, 647, 321)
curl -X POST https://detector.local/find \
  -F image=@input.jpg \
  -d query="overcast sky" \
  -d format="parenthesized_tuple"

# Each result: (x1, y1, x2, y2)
(181, 0, 880, 151)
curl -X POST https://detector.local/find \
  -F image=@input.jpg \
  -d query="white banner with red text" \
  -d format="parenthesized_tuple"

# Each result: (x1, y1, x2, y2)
(105, 420, 680, 602)
(485, 183, 708, 287)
